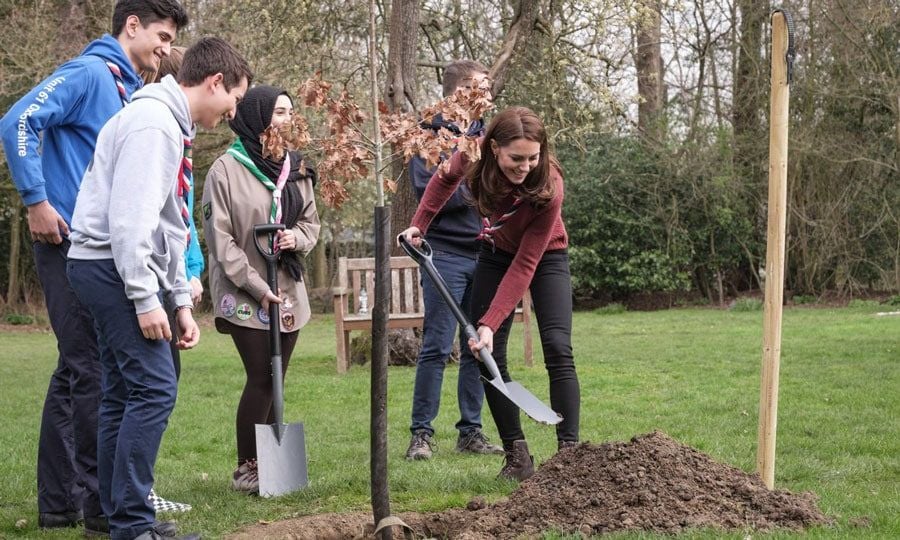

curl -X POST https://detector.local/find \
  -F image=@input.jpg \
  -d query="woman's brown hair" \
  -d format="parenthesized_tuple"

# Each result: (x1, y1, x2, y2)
(467, 106, 558, 216)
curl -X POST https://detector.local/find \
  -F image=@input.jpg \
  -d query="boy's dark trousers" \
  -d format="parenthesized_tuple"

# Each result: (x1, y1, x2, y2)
(67, 258, 177, 540)
(32, 240, 102, 519)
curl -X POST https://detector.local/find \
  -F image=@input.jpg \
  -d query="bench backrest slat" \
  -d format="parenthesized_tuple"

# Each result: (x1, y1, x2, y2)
(403, 268, 415, 314)
(339, 256, 423, 316)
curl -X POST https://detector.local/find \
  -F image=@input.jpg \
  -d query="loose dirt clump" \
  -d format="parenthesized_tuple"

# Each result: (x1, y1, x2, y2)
(229, 431, 831, 539)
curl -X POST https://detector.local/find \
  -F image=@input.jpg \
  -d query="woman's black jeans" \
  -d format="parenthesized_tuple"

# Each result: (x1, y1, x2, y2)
(469, 247, 580, 444)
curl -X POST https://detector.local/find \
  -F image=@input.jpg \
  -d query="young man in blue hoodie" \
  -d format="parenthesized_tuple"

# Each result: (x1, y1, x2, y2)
(405, 60, 505, 460)
(66, 37, 252, 540)
(0, 0, 188, 533)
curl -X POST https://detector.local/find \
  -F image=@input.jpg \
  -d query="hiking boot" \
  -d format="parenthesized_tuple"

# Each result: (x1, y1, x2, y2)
(558, 440, 578, 452)
(405, 430, 434, 460)
(84, 516, 177, 538)
(231, 458, 259, 494)
(38, 510, 82, 529)
(456, 429, 504, 455)
(498, 440, 534, 481)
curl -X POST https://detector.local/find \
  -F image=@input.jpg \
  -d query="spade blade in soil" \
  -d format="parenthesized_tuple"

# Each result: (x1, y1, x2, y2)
(398, 236, 563, 426)
(256, 422, 308, 498)
(484, 376, 562, 425)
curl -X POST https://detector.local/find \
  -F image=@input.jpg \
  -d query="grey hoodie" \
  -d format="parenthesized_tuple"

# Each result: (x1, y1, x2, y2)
(69, 75, 196, 314)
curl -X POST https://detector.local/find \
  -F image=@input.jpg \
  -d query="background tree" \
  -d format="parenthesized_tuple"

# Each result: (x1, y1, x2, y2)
(1, 0, 897, 316)
(385, 0, 419, 254)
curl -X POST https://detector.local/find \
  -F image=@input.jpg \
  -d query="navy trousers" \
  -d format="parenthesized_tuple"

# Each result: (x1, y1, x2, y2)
(32, 240, 102, 518)
(67, 258, 177, 540)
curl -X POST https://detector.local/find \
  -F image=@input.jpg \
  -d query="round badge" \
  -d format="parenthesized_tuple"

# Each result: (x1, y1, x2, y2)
(280, 295, 294, 311)
(257, 307, 270, 325)
(235, 303, 252, 321)
(281, 311, 295, 331)
(219, 294, 236, 318)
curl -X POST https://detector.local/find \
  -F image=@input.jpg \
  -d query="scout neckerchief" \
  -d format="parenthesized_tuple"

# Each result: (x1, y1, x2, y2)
(476, 195, 524, 251)
(105, 62, 129, 107)
(227, 138, 291, 251)
(107, 61, 191, 244)
(177, 139, 193, 244)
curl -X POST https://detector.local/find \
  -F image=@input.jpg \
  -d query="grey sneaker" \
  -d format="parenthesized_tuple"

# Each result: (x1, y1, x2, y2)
(456, 429, 504, 455)
(405, 430, 434, 460)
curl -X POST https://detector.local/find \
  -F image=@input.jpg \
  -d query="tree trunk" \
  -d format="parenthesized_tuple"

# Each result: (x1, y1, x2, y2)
(634, 0, 664, 141)
(733, 0, 767, 182)
(310, 238, 328, 289)
(386, 0, 419, 255)
(6, 203, 22, 306)
(488, 0, 539, 99)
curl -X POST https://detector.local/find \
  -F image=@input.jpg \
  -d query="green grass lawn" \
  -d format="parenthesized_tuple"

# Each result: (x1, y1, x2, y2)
(0, 305, 897, 539)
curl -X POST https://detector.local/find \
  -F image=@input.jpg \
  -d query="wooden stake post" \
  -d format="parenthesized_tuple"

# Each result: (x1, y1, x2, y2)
(757, 10, 794, 490)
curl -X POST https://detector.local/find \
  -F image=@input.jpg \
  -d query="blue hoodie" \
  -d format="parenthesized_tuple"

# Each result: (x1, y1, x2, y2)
(0, 35, 142, 226)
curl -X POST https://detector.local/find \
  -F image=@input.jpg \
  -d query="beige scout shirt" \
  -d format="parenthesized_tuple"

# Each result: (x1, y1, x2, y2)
(202, 153, 320, 333)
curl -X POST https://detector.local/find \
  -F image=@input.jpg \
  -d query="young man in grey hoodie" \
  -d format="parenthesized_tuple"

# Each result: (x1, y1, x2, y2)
(66, 37, 252, 540)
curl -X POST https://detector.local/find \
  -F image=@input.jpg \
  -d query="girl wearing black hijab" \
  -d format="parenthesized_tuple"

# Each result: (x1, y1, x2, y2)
(202, 85, 320, 494)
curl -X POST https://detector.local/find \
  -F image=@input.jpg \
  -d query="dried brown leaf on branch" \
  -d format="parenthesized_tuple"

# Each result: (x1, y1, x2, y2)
(297, 71, 332, 108)
(260, 128, 287, 161)
(319, 178, 350, 208)
(394, 85, 493, 168)
(284, 75, 491, 209)
(261, 114, 312, 161)
(421, 86, 493, 137)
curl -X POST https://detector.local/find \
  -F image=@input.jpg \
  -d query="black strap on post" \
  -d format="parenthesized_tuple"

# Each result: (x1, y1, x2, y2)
(772, 9, 796, 84)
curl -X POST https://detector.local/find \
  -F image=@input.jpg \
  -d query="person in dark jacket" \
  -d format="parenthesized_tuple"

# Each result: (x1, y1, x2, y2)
(0, 1, 188, 534)
(404, 60, 503, 460)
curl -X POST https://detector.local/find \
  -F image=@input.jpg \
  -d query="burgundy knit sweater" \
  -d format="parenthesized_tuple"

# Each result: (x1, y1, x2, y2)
(411, 150, 568, 332)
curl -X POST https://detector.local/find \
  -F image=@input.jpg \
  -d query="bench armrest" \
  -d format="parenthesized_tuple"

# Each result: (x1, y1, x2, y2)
(333, 286, 350, 297)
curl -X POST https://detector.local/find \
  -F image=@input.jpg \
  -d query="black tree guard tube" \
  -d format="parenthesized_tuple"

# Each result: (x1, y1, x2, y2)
(370, 205, 392, 539)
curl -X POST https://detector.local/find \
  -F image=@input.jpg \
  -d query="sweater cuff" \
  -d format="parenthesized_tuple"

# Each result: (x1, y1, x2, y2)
(22, 189, 48, 207)
(172, 292, 193, 310)
(134, 294, 162, 315)
(478, 308, 508, 334)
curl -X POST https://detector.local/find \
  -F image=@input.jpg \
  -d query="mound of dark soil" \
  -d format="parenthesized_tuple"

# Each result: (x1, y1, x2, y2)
(413, 431, 830, 538)
(228, 431, 831, 539)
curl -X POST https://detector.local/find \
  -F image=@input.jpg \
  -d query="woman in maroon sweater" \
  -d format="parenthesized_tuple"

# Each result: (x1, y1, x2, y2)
(400, 107, 580, 481)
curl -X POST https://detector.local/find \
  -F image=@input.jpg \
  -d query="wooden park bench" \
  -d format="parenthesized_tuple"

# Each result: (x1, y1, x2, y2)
(333, 255, 533, 373)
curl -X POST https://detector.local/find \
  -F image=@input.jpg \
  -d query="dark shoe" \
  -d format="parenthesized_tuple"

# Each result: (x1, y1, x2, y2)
(39, 510, 83, 529)
(133, 529, 200, 540)
(558, 440, 578, 452)
(456, 429, 504, 455)
(498, 440, 535, 481)
(405, 429, 434, 460)
(84, 516, 176, 538)
(84, 515, 108, 536)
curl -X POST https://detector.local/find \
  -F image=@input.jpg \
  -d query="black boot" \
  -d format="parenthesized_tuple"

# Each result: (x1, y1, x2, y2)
(558, 440, 578, 452)
(498, 440, 534, 481)
(38, 510, 82, 529)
